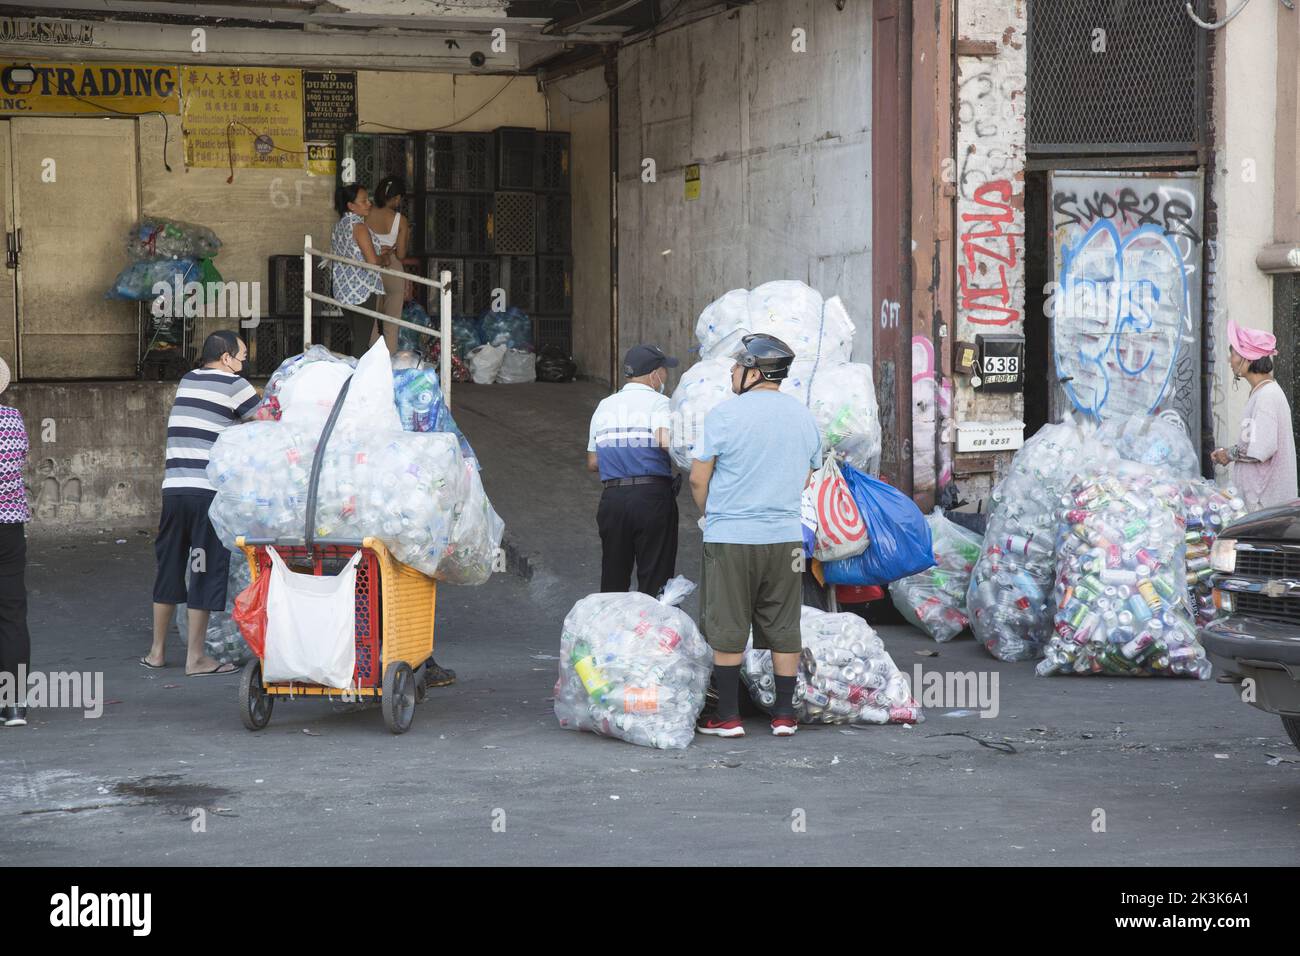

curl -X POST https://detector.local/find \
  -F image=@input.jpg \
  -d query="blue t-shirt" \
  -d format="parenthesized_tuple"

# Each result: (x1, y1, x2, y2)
(694, 389, 822, 545)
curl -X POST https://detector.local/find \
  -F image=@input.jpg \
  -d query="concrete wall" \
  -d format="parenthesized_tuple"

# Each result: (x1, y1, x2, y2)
(616, 0, 873, 382)
(1207, 0, 1279, 454)
(953, 0, 1027, 498)
(546, 67, 612, 386)
(7, 382, 172, 529)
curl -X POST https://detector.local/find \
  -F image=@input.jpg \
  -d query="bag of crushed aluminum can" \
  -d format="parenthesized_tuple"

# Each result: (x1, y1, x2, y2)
(172, 553, 255, 666)
(126, 216, 222, 261)
(555, 577, 713, 749)
(741, 606, 922, 725)
(1176, 477, 1247, 626)
(1038, 461, 1204, 678)
(1099, 412, 1199, 479)
(889, 508, 983, 642)
(668, 357, 735, 469)
(967, 418, 1118, 662)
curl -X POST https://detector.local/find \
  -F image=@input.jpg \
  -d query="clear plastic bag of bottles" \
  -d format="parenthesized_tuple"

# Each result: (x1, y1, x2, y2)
(669, 358, 735, 469)
(256, 346, 356, 420)
(695, 283, 856, 366)
(889, 508, 983, 642)
(207, 421, 318, 550)
(554, 577, 713, 749)
(1037, 461, 1207, 679)
(392, 366, 478, 466)
(1178, 478, 1247, 626)
(478, 307, 533, 350)
(741, 606, 922, 724)
(695, 289, 751, 361)
(172, 553, 254, 666)
(107, 258, 201, 301)
(438, 461, 505, 586)
(126, 216, 222, 261)
(398, 300, 433, 353)
(1099, 413, 1199, 479)
(803, 362, 881, 474)
(967, 419, 1119, 662)
(451, 316, 485, 359)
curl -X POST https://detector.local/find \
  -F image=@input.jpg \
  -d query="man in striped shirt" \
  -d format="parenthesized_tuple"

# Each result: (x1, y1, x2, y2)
(144, 331, 258, 676)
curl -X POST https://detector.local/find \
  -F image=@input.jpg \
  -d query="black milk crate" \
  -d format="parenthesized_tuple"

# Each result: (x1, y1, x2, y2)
(423, 193, 492, 256)
(492, 191, 536, 255)
(337, 133, 416, 193)
(420, 257, 464, 313)
(463, 256, 500, 316)
(268, 255, 343, 317)
(421, 132, 495, 193)
(536, 255, 573, 314)
(250, 316, 304, 377)
(535, 192, 572, 254)
(324, 316, 353, 355)
(498, 256, 536, 313)
(495, 126, 538, 190)
(533, 315, 573, 355)
(536, 132, 571, 192)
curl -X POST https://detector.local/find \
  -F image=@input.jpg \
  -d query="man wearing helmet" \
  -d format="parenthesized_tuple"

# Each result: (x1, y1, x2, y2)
(689, 333, 823, 738)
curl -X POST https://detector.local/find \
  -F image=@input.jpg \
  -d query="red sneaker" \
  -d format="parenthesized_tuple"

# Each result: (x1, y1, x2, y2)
(696, 715, 745, 738)
(770, 716, 798, 737)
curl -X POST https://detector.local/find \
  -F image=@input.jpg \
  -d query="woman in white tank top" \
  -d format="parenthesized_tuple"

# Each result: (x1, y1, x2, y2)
(365, 175, 411, 354)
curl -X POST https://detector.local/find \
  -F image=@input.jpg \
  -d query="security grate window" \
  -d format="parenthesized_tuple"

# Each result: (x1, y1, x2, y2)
(1028, 0, 1206, 153)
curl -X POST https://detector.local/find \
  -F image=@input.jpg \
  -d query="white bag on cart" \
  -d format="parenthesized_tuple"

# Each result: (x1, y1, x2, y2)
(262, 547, 360, 688)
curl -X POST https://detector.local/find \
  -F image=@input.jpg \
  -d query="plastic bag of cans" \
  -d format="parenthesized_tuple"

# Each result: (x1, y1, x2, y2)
(741, 606, 922, 724)
(554, 577, 713, 749)
(668, 358, 735, 469)
(1178, 478, 1247, 626)
(889, 509, 983, 642)
(1037, 462, 1208, 679)
(967, 420, 1119, 662)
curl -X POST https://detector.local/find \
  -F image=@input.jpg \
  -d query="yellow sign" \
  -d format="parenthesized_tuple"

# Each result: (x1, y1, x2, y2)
(0, 61, 179, 114)
(182, 66, 305, 170)
(685, 164, 700, 201)
(306, 142, 335, 177)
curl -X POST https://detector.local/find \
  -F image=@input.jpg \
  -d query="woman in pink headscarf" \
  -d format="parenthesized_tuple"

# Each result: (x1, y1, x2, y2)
(1211, 320, 1298, 512)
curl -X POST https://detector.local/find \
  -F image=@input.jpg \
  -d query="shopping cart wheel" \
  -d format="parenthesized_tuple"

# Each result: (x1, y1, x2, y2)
(239, 660, 274, 731)
(381, 662, 417, 734)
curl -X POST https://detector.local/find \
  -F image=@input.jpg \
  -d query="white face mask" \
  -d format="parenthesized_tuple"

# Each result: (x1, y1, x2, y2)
(655, 370, 666, 394)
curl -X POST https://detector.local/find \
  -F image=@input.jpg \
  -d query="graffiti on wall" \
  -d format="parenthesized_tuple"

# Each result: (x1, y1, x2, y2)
(912, 335, 954, 492)
(1048, 172, 1203, 442)
(956, 55, 1027, 333)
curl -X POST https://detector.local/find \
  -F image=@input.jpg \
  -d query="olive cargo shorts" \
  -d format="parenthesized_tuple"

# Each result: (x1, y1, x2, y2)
(700, 541, 804, 654)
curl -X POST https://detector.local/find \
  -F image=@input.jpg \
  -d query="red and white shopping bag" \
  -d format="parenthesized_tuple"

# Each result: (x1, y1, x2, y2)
(807, 456, 869, 562)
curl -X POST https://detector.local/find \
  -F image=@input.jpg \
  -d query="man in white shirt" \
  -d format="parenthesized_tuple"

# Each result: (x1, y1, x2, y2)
(586, 345, 680, 596)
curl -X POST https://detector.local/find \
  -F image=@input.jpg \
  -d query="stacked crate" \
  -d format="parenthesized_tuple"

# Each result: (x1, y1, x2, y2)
(419, 127, 574, 356)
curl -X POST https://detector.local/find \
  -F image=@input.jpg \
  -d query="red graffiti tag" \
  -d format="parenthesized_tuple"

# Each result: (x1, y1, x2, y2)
(958, 180, 1023, 327)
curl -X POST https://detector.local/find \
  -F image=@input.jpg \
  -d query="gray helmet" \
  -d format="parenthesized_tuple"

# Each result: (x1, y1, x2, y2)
(737, 333, 795, 383)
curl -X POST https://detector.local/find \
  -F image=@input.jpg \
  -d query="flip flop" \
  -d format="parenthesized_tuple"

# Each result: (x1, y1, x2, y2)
(139, 657, 166, 670)
(187, 663, 239, 677)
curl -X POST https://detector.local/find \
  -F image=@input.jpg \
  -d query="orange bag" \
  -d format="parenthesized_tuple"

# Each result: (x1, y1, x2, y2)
(231, 564, 271, 659)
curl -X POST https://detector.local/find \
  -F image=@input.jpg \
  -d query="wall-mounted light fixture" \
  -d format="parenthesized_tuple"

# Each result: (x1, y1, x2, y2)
(1, 65, 37, 94)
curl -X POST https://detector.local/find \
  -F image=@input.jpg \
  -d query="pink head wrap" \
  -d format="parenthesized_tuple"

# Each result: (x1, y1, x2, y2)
(1227, 319, 1277, 362)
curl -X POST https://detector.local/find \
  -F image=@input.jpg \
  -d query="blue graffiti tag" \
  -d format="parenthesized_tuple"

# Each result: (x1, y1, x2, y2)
(1054, 219, 1191, 421)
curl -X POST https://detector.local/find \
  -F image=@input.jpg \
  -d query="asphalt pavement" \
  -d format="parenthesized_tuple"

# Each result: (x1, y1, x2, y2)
(2, 381, 1297, 866)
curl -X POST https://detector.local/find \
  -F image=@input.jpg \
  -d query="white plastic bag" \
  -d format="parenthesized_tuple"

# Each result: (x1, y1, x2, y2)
(668, 357, 735, 469)
(336, 338, 401, 436)
(262, 547, 360, 688)
(468, 343, 507, 384)
(496, 348, 536, 384)
(695, 289, 750, 361)
(278, 361, 352, 430)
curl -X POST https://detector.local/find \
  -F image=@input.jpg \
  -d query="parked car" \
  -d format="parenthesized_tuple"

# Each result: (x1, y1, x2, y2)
(1199, 503, 1300, 751)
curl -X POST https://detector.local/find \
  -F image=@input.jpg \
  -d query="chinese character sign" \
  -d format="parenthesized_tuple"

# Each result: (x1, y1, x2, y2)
(182, 66, 305, 169)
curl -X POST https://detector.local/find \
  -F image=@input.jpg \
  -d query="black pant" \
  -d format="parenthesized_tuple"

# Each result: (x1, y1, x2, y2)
(0, 522, 29, 683)
(348, 294, 379, 358)
(597, 483, 678, 597)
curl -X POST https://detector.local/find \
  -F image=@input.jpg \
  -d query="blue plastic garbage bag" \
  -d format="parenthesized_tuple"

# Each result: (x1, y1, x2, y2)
(452, 315, 485, 359)
(478, 306, 533, 351)
(107, 257, 200, 301)
(821, 464, 934, 586)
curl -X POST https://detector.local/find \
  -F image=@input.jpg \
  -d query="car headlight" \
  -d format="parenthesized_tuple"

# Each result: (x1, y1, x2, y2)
(1210, 538, 1237, 573)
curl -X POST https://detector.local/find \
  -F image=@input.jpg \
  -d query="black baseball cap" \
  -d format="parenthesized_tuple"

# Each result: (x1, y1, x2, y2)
(623, 344, 679, 377)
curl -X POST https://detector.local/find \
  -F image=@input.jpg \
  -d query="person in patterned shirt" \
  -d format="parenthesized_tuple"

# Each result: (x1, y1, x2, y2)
(0, 358, 31, 727)
(331, 183, 386, 359)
